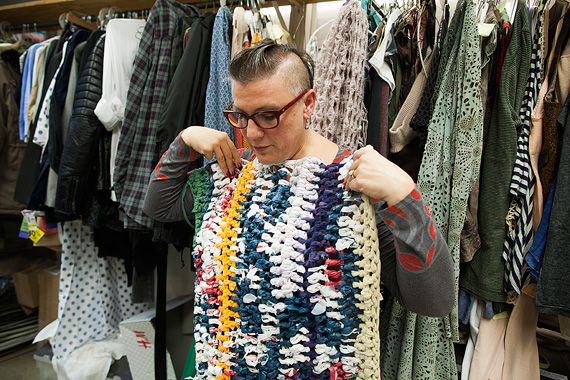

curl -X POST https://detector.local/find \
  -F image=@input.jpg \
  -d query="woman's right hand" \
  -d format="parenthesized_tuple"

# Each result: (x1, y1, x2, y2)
(181, 126, 241, 176)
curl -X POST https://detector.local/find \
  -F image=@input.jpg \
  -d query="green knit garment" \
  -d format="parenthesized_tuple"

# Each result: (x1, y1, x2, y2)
(460, 0, 531, 303)
(381, 0, 483, 378)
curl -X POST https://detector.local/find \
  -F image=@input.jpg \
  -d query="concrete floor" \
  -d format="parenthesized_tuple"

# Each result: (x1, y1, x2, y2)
(0, 343, 43, 380)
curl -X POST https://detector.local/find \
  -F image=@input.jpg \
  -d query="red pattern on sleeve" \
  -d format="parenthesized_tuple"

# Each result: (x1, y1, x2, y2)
(333, 150, 352, 162)
(398, 253, 423, 268)
(427, 244, 434, 266)
(411, 189, 421, 199)
(383, 218, 394, 227)
(387, 205, 408, 219)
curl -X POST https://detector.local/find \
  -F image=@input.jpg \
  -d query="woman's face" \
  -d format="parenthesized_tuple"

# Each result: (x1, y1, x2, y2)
(232, 73, 315, 165)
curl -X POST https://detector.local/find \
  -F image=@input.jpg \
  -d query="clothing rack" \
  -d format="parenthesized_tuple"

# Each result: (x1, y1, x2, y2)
(5, 0, 294, 33)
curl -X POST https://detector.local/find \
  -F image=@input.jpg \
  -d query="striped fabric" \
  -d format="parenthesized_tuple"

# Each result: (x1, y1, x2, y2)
(502, 0, 545, 294)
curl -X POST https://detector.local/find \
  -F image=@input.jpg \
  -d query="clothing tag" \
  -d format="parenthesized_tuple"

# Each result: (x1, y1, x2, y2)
(477, 23, 495, 37)
(22, 210, 37, 231)
(29, 228, 45, 244)
(19, 217, 30, 239)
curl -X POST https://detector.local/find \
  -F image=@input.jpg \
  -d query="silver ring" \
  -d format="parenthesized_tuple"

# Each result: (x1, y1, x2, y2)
(348, 170, 355, 179)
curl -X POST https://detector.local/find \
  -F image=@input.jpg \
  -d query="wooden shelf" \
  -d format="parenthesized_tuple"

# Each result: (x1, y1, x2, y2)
(0, 0, 323, 29)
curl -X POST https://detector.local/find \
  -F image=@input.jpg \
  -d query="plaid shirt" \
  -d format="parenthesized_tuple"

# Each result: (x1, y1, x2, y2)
(114, 0, 198, 230)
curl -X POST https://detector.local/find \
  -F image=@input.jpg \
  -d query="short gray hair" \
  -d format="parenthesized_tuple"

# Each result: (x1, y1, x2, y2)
(228, 39, 314, 96)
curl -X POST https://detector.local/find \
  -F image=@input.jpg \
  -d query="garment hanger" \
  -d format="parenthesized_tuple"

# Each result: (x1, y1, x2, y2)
(0, 21, 13, 43)
(371, 0, 386, 19)
(108, 6, 122, 20)
(416, 0, 428, 77)
(98, 7, 109, 29)
(65, 11, 98, 31)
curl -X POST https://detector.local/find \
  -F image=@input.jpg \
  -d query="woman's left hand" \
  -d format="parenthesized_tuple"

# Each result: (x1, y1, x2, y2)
(345, 146, 415, 206)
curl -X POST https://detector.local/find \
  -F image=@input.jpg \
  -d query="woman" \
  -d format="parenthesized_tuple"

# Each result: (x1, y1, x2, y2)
(144, 39, 454, 379)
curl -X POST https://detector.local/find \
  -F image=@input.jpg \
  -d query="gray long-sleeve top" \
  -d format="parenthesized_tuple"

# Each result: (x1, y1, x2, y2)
(144, 133, 455, 317)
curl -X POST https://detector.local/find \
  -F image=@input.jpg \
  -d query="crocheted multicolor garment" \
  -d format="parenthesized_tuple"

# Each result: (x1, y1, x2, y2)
(186, 155, 381, 380)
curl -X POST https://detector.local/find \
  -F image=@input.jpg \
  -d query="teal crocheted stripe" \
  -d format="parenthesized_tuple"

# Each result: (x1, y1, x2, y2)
(183, 167, 213, 250)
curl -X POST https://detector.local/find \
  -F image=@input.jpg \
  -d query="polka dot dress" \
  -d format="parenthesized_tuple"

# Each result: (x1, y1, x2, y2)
(52, 220, 151, 360)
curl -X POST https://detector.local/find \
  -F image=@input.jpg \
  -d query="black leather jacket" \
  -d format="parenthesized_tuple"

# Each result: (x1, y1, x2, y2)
(55, 33, 113, 224)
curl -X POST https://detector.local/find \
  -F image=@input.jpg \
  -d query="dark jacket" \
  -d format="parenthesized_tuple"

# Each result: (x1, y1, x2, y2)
(0, 55, 26, 215)
(55, 33, 111, 223)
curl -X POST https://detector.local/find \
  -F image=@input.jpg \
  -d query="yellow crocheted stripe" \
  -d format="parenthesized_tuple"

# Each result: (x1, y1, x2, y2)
(214, 161, 256, 380)
(352, 195, 382, 379)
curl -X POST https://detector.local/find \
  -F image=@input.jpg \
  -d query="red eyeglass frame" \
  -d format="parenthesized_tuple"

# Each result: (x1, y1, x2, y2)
(223, 90, 308, 129)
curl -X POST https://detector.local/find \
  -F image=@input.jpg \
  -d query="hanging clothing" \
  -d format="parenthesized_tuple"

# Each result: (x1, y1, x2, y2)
(536, 92, 570, 318)
(13, 33, 63, 207)
(155, 11, 214, 162)
(385, 49, 435, 181)
(45, 36, 87, 210)
(409, 3, 450, 150)
(461, 298, 484, 380)
(311, 0, 369, 153)
(231, 6, 247, 59)
(0, 54, 26, 215)
(51, 220, 150, 363)
(460, 2, 499, 264)
(381, 0, 483, 378)
(170, 15, 196, 78)
(501, 0, 545, 294)
(369, 9, 402, 91)
(388, 47, 434, 154)
(94, 19, 147, 203)
(365, 66, 391, 156)
(55, 32, 108, 221)
(47, 29, 93, 172)
(467, 284, 540, 379)
(467, 313, 508, 379)
(113, 0, 199, 230)
(204, 7, 234, 144)
(525, 177, 556, 280)
(19, 42, 44, 140)
(502, 284, 540, 380)
(418, 0, 483, 344)
(32, 40, 70, 150)
(15, 23, 73, 210)
(461, 0, 531, 304)
(27, 41, 50, 128)
(153, 11, 214, 249)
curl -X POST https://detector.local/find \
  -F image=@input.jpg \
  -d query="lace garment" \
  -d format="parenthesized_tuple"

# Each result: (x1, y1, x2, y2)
(381, 0, 483, 378)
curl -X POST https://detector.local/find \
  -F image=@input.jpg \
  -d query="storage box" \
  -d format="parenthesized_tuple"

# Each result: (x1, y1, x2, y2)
(12, 259, 54, 313)
(33, 232, 62, 251)
(119, 295, 193, 380)
(37, 265, 60, 333)
(12, 266, 40, 312)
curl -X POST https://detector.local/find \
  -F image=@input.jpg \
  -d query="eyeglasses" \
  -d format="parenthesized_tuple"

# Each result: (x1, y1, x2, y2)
(223, 90, 308, 130)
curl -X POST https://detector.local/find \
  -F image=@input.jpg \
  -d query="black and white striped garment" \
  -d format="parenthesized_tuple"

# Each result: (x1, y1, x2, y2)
(502, 0, 546, 294)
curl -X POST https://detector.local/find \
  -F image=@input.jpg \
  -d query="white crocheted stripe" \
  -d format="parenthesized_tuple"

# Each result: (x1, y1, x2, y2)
(352, 195, 381, 379)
